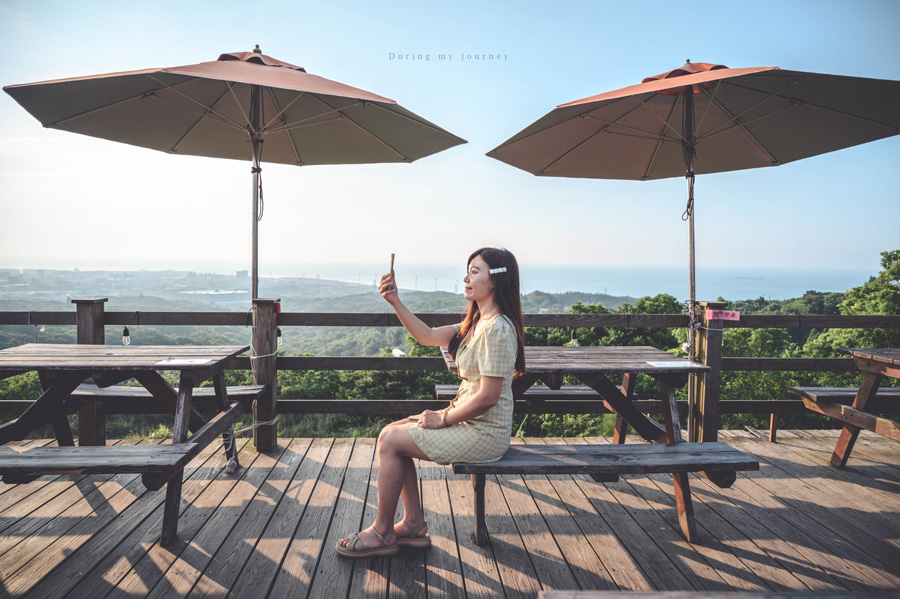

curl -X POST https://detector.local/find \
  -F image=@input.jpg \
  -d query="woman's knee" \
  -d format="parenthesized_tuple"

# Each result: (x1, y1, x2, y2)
(378, 424, 403, 451)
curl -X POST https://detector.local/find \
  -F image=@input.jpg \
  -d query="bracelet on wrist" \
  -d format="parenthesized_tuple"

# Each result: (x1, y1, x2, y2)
(441, 409, 449, 428)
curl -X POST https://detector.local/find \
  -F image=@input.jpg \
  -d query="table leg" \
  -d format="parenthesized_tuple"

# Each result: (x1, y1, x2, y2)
(0, 372, 83, 445)
(612, 373, 636, 444)
(831, 371, 882, 468)
(37, 373, 77, 447)
(213, 373, 240, 471)
(134, 371, 207, 433)
(659, 379, 697, 542)
(160, 371, 194, 546)
(580, 374, 666, 443)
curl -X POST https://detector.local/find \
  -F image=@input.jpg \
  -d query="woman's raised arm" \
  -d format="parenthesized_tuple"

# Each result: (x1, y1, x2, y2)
(379, 273, 457, 347)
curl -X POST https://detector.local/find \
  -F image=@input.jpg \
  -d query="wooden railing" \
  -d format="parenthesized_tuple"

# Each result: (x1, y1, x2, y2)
(2, 298, 899, 451)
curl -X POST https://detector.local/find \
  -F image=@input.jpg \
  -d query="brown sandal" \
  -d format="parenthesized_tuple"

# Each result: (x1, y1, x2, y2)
(396, 520, 431, 548)
(335, 526, 399, 558)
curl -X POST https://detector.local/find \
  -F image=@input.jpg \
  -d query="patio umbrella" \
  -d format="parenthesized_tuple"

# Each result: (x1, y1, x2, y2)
(487, 60, 900, 317)
(4, 45, 467, 297)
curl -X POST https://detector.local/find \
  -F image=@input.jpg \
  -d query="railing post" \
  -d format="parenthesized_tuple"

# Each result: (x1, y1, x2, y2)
(690, 301, 726, 443)
(252, 298, 280, 452)
(72, 298, 108, 446)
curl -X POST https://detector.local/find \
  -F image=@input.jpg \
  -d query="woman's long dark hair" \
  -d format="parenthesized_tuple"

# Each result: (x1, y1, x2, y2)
(448, 247, 526, 377)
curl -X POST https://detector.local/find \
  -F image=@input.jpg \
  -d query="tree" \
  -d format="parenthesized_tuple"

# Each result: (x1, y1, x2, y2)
(804, 250, 900, 358)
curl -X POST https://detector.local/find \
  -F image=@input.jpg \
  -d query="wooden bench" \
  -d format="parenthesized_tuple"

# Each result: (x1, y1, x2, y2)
(71, 383, 267, 412)
(435, 384, 602, 401)
(0, 394, 246, 487)
(790, 386, 900, 442)
(453, 441, 760, 545)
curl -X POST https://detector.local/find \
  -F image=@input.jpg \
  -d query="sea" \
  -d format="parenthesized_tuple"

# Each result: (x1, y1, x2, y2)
(265, 263, 875, 302)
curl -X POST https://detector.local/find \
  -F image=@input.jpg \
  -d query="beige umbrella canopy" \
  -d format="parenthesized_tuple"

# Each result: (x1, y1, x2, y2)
(488, 60, 900, 310)
(5, 45, 467, 297)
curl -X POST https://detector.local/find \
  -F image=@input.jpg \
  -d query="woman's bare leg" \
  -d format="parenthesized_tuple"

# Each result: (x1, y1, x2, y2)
(338, 419, 430, 550)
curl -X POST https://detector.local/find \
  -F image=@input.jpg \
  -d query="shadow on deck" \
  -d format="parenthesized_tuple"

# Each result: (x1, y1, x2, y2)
(0, 430, 898, 598)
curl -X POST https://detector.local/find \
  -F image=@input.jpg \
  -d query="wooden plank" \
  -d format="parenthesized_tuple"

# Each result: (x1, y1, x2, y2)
(307, 438, 378, 599)
(0, 444, 127, 533)
(727, 437, 900, 546)
(0, 344, 249, 372)
(418, 459, 467, 599)
(0, 442, 158, 588)
(597, 435, 797, 592)
(520, 438, 625, 591)
(268, 438, 355, 598)
(444, 465, 507, 598)
(276, 355, 446, 372)
(20, 437, 240, 599)
(387, 471, 428, 599)
(683, 446, 850, 592)
(790, 386, 900, 405)
(103, 440, 263, 599)
(453, 442, 759, 475)
(497, 439, 580, 593)
(727, 314, 900, 329)
(0, 311, 76, 325)
(532, 449, 653, 590)
(140, 441, 291, 599)
(72, 383, 265, 398)
(436, 384, 598, 399)
(718, 439, 900, 589)
(0, 440, 88, 523)
(0, 439, 143, 564)
(567, 453, 696, 590)
(541, 591, 900, 598)
(227, 438, 331, 599)
(803, 398, 900, 442)
(0, 397, 819, 417)
(0, 439, 53, 498)
(346, 437, 390, 599)
(567, 438, 729, 592)
(0, 444, 194, 476)
(722, 358, 857, 372)
(3, 310, 899, 329)
(186, 438, 311, 598)
(483, 472, 544, 598)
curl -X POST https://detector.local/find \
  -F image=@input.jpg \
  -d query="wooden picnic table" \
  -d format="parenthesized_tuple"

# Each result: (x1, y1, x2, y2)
(804, 347, 900, 468)
(0, 343, 250, 545)
(441, 345, 759, 543)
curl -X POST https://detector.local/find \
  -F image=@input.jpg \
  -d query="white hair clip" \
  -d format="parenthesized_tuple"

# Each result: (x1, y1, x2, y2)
(489, 267, 507, 274)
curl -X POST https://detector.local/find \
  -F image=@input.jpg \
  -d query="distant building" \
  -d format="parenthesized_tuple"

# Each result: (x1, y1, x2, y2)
(236, 270, 249, 279)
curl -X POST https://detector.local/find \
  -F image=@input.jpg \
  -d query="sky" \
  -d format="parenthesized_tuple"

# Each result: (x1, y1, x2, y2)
(1, 0, 898, 281)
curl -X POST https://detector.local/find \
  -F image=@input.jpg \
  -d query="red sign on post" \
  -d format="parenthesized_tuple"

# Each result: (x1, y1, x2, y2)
(706, 310, 740, 321)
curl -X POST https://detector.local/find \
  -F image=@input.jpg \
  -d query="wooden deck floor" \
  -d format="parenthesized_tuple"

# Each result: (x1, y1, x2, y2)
(0, 430, 898, 598)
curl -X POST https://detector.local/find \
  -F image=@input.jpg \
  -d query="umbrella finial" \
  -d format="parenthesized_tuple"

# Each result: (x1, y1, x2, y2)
(253, 44, 262, 54)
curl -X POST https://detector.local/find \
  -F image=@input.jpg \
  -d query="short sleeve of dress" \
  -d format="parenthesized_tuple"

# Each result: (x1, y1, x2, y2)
(477, 318, 516, 378)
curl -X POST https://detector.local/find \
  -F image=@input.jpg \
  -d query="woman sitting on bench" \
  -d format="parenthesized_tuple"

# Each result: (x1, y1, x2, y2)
(336, 247, 526, 558)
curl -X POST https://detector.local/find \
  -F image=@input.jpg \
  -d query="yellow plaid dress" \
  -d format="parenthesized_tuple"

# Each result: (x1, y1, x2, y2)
(408, 315, 516, 464)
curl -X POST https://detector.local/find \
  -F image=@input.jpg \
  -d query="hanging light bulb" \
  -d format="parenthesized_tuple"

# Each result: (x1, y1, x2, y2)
(276, 327, 283, 347)
(122, 326, 131, 345)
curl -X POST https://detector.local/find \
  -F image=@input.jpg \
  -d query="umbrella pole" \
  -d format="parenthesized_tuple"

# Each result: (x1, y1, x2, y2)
(683, 89, 699, 441)
(250, 84, 261, 300)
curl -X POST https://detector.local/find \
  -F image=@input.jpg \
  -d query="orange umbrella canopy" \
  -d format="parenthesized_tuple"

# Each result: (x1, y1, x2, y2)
(5, 47, 466, 166)
(488, 61, 900, 180)
(5, 46, 466, 298)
